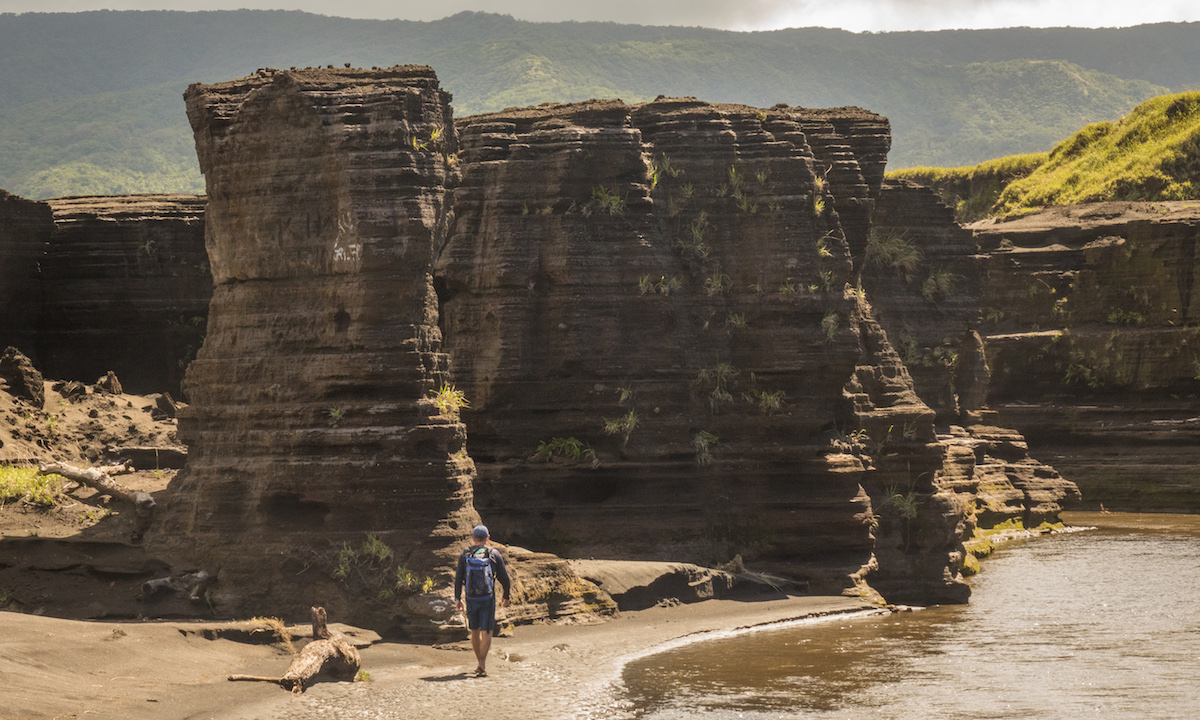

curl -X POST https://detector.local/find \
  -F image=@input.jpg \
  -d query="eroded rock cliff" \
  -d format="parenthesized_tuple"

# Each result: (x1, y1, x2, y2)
(438, 99, 893, 596)
(970, 201, 1200, 511)
(154, 67, 614, 627)
(0, 189, 51, 363)
(436, 98, 1064, 605)
(0, 68, 1076, 622)
(0, 191, 209, 397)
(41, 195, 209, 395)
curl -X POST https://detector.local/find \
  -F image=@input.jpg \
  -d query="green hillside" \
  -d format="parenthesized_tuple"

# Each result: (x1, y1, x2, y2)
(1, 11, 1196, 198)
(892, 91, 1200, 219)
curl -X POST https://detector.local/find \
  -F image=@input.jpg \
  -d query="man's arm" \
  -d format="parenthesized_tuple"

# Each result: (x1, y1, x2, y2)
(453, 551, 466, 606)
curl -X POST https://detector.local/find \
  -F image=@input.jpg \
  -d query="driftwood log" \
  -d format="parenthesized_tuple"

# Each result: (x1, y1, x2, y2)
(38, 461, 156, 517)
(229, 606, 362, 693)
(141, 570, 211, 601)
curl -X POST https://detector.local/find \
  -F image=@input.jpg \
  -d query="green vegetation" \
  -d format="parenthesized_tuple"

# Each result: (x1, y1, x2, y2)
(995, 91, 1200, 212)
(585, 185, 626, 216)
(533, 437, 598, 465)
(743, 388, 785, 416)
(639, 274, 683, 296)
(920, 266, 961, 302)
(428, 383, 469, 421)
(0, 465, 64, 506)
(865, 228, 923, 280)
(692, 430, 719, 466)
(704, 267, 731, 297)
(892, 91, 1200, 220)
(2, 11, 1190, 197)
(890, 153, 1049, 222)
(601, 410, 639, 445)
(883, 485, 919, 550)
(329, 534, 435, 603)
(697, 362, 739, 413)
(820, 311, 839, 342)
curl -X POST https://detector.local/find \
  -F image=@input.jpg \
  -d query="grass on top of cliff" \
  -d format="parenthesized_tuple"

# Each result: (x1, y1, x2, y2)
(890, 91, 1200, 220)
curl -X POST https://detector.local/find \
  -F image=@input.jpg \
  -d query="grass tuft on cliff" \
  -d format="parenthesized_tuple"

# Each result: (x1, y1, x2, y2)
(890, 91, 1200, 220)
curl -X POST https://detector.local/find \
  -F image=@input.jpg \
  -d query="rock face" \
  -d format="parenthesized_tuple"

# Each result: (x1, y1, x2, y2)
(154, 67, 617, 626)
(438, 99, 890, 595)
(40, 195, 210, 395)
(969, 202, 1200, 511)
(0, 189, 52, 363)
(868, 179, 986, 421)
(154, 70, 1085, 618)
(436, 98, 1069, 605)
(0, 191, 209, 396)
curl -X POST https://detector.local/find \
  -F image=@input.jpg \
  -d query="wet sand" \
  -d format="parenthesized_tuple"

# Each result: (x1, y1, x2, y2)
(1, 595, 875, 720)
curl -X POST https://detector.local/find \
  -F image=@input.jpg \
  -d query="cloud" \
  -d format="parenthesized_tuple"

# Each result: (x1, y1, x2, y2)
(770, 0, 1200, 32)
(1, 0, 1198, 31)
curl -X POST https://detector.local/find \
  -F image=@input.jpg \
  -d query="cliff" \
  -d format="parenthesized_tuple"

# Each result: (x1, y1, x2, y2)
(969, 201, 1200, 511)
(0, 191, 209, 397)
(153, 67, 614, 627)
(0, 190, 52, 364)
(1, 67, 1085, 624)
(41, 195, 209, 395)
(437, 97, 1073, 605)
(438, 98, 899, 597)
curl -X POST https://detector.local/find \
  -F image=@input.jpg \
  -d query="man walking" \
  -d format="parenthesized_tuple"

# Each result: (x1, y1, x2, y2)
(454, 524, 512, 677)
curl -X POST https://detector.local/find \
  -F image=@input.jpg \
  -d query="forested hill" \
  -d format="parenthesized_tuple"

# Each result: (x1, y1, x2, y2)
(1, 10, 1198, 198)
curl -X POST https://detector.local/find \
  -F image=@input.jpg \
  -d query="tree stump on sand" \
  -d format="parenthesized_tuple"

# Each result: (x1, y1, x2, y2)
(228, 606, 362, 693)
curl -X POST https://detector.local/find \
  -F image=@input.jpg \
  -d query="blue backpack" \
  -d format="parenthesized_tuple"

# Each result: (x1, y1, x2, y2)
(464, 547, 495, 599)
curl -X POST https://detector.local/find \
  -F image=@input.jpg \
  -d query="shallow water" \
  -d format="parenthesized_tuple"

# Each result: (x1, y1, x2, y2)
(621, 512, 1200, 719)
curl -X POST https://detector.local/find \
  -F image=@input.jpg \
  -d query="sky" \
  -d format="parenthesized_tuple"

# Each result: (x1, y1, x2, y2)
(1, 0, 1198, 33)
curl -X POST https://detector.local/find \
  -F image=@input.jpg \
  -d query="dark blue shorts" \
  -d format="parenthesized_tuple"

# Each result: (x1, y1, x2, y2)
(464, 596, 496, 632)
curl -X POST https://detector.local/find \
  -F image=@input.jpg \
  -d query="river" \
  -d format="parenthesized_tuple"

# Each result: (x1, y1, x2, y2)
(620, 512, 1200, 719)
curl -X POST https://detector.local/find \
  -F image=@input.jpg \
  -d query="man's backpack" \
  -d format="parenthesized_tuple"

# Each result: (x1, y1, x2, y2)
(464, 546, 495, 599)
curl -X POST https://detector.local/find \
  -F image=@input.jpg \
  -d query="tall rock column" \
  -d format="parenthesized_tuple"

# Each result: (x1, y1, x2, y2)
(151, 67, 478, 623)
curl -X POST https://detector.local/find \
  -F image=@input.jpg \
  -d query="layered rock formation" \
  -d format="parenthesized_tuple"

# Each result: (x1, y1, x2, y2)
(969, 202, 1200, 511)
(438, 99, 894, 596)
(862, 180, 1081, 555)
(148, 68, 1085, 619)
(152, 66, 473, 623)
(40, 195, 209, 395)
(154, 67, 614, 626)
(0, 191, 208, 396)
(0, 189, 52, 363)
(436, 98, 1075, 605)
(867, 179, 986, 420)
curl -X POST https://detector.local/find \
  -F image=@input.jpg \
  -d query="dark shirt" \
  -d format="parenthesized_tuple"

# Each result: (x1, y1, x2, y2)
(454, 545, 512, 602)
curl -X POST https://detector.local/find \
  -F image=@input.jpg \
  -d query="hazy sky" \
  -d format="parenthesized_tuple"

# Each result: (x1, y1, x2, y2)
(1, 0, 1198, 33)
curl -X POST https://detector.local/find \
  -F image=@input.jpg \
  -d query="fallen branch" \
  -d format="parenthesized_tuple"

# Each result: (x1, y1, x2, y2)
(141, 570, 211, 601)
(38, 461, 155, 517)
(229, 606, 361, 693)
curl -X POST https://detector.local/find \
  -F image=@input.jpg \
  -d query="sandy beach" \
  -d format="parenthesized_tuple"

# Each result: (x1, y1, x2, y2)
(1, 595, 876, 720)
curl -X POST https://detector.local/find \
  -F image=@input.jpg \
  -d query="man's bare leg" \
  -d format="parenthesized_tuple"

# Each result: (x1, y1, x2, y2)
(471, 629, 493, 675)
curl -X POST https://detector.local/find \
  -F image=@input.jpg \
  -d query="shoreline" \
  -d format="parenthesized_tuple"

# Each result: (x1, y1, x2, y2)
(1, 595, 874, 720)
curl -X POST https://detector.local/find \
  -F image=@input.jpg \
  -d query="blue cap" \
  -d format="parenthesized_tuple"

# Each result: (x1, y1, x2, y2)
(472, 524, 489, 539)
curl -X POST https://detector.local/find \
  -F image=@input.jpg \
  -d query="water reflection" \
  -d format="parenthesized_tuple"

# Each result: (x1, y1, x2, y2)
(622, 513, 1200, 719)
